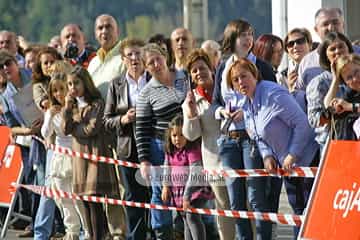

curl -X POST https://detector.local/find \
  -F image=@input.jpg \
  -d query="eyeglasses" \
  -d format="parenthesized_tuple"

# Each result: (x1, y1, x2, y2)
(0, 59, 14, 69)
(286, 37, 307, 49)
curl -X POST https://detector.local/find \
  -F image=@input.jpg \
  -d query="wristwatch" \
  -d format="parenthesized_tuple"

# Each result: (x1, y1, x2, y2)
(352, 103, 360, 113)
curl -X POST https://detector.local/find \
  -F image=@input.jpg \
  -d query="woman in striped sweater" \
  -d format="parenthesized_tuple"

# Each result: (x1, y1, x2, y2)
(135, 43, 188, 239)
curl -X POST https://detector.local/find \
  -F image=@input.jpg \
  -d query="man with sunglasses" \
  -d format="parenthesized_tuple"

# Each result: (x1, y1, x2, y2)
(296, 7, 360, 91)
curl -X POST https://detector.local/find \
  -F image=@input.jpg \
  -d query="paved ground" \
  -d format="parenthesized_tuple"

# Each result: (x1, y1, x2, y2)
(277, 185, 294, 240)
(3, 185, 295, 240)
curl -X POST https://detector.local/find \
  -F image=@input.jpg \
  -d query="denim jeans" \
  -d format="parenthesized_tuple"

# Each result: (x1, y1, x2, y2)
(219, 136, 272, 240)
(149, 138, 173, 230)
(283, 151, 318, 239)
(34, 150, 55, 240)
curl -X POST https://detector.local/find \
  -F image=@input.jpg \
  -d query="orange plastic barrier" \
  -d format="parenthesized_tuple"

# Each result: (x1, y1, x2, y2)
(301, 140, 360, 239)
(0, 126, 22, 206)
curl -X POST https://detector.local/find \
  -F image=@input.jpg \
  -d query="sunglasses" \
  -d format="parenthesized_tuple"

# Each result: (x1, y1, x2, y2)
(0, 59, 14, 69)
(286, 37, 307, 49)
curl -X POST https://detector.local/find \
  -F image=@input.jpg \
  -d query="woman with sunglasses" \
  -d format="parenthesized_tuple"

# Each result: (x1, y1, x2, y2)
(279, 28, 313, 92)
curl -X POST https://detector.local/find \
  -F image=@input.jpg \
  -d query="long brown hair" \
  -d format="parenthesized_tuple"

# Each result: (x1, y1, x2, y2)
(221, 19, 253, 56)
(67, 66, 102, 103)
(32, 46, 62, 84)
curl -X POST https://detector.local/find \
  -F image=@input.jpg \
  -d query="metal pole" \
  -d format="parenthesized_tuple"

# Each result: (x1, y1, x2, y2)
(203, 0, 208, 40)
(183, 0, 191, 29)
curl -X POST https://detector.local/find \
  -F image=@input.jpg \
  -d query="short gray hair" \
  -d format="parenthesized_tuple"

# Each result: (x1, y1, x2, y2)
(315, 7, 343, 24)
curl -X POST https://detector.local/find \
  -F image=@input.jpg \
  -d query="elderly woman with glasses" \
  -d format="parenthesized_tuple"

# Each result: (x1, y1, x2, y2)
(103, 37, 150, 240)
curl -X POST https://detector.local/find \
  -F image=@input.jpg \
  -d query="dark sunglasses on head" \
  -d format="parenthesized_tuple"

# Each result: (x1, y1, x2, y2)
(286, 37, 307, 48)
(0, 59, 14, 69)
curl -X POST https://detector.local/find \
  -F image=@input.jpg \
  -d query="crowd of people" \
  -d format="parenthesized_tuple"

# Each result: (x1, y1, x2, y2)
(0, 6, 359, 240)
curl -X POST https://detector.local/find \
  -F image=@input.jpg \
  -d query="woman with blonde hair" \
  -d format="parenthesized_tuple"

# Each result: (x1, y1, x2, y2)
(324, 53, 360, 140)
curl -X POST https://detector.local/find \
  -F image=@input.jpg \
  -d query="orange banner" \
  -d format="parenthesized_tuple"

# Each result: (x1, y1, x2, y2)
(0, 126, 22, 206)
(301, 140, 360, 239)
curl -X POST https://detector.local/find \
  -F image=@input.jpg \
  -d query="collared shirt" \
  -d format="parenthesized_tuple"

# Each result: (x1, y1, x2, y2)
(88, 41, 125, 98)
(16, 53, 25, 68)
(306, 70, 348, 145)
(125, 71, 147, 107)
(242, 81, 318, 167)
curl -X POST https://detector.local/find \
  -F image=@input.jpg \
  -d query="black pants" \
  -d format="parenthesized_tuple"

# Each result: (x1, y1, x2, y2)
(83, 201, 106, 240)
(119, 165, 149, 240)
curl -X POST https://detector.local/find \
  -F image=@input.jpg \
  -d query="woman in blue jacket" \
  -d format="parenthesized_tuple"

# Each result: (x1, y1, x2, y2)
(226, 57, 319, 239)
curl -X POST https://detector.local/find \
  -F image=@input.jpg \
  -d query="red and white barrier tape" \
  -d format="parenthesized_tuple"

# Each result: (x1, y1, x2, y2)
(205, 167, 318, 178)
(32, 135, 140, 168)
(13, 183, 304, 226)
(32, 135, 317, 178)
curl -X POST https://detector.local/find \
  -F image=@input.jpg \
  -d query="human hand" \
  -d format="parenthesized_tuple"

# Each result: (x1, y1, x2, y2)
(184, 91, 197, 118)
(219, 108, 231, 119)
(49, 105, 62, 116)
(287, 70, 298, 92)
(161, 186, 171, 203)
(121, 108, 136, 125)
(65, 94, 75, 110)
(41, 99, 50, 110)
(183, 199, 191, 210)
(230, 109, 243, 122)
(282, 154, 296, 172)
(330, 98, 351, 114)
(330, 59, 342, 84)
(263, 156, 277, 174)
(140, 161, 151, 181)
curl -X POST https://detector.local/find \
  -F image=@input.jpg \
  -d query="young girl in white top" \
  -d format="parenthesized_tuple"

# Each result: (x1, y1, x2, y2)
(41, 72, 82, 240)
